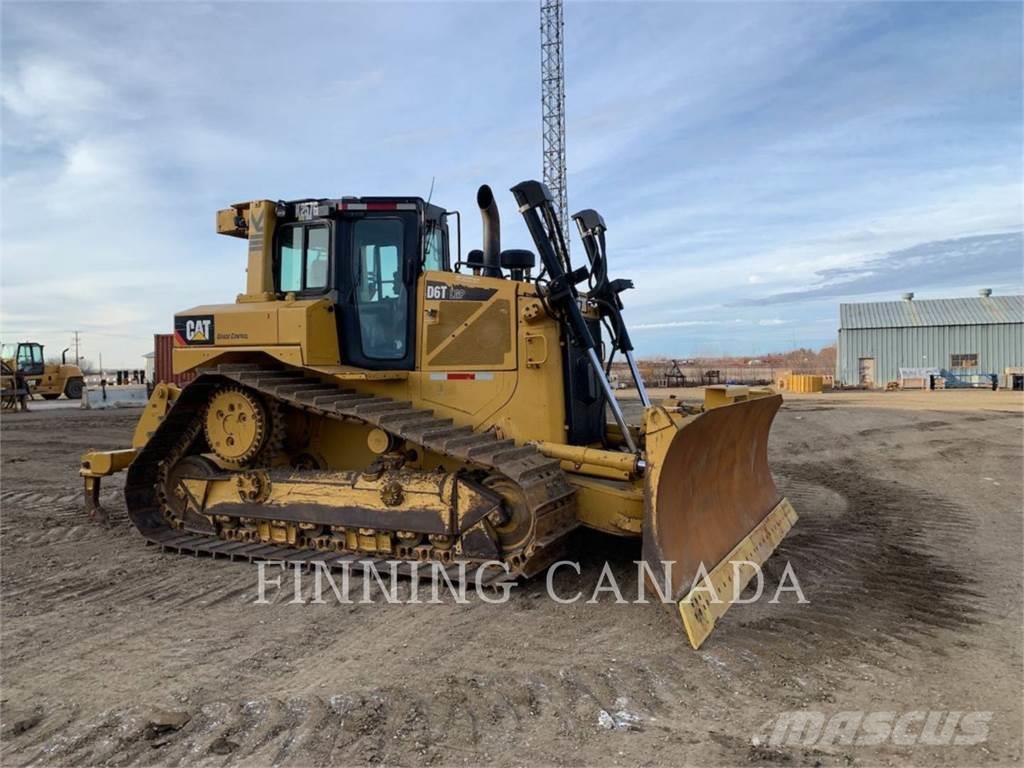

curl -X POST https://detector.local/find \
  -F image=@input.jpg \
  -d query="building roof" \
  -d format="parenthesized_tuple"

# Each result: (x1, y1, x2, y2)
(840, 295, 1023, 330)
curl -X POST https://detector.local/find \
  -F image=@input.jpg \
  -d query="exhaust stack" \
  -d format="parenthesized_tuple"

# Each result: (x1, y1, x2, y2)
(476, 185, 502, 277)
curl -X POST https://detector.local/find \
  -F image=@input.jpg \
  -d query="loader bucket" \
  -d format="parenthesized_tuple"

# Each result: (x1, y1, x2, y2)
(642, 394, 797, 649)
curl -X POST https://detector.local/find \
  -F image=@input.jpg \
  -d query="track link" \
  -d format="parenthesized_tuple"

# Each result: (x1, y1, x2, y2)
(124, 364, 578, 578)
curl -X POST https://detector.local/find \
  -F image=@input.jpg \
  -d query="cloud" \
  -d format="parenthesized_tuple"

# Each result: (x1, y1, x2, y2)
(0, 57, 111, 132)
(736, 232, 1024, 306)
(631, 320, 717, 331)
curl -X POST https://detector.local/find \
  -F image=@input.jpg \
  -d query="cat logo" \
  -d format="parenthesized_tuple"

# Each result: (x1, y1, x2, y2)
(174, 315, 216, 346)
(186, 319, 211, 341)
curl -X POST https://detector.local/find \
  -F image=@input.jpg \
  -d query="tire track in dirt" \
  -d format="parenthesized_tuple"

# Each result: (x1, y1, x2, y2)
(2, 664, 688, 767)
(732, 463, 983, 663)
(0, 489, 128, 547)
(0, 458, 995, 765)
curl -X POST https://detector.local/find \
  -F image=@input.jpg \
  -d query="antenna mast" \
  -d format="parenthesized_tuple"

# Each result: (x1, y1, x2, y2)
(540, 0, 568, 252)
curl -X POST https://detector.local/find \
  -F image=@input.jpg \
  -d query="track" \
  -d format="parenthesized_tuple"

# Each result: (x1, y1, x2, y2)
(122, 364, 578, 577)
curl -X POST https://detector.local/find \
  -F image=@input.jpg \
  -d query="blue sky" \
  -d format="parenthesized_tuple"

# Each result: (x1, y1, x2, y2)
(2, 1, 1021, 366)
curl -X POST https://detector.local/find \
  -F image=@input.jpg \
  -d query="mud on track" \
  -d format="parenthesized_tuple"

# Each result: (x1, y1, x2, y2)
(1, 397, 1021, 766)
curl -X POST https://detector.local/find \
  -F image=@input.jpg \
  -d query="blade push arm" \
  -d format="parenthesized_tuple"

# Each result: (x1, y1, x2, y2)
(572, 209, 650, 407)
(510, 180, 638, 453)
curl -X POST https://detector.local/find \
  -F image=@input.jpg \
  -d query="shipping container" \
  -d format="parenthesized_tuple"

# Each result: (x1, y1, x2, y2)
(153, 333, 197, 387)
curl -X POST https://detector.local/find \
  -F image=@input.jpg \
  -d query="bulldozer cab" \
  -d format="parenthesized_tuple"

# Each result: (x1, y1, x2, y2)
(270, 198, 451, 372)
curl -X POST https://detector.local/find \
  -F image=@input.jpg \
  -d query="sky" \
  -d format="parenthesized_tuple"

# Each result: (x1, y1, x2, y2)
(1, 1, 1022, 367)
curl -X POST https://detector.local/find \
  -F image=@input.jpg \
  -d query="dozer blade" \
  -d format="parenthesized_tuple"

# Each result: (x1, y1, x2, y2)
(642, 394, 797, 649)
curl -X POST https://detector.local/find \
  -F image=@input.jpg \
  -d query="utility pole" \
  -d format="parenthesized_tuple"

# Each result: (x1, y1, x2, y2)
(540, 0, 569, 252)
(72, 330, 81, 366)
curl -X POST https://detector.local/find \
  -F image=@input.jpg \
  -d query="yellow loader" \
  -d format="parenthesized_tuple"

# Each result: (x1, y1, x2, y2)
(1, 342, 85, 402)
(81, 182, 796, 648)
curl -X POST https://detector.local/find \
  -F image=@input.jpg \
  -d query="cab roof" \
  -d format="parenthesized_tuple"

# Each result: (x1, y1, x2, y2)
(276, 196, 447, 222)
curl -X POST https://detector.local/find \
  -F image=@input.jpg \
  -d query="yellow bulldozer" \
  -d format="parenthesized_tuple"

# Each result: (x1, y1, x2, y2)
(1, 342, 84, 405)
(80, 182, 796, 647)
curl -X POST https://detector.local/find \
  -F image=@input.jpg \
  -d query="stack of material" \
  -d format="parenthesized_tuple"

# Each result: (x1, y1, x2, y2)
(785, 374, 825, 393)
(898, 367, 939, 390)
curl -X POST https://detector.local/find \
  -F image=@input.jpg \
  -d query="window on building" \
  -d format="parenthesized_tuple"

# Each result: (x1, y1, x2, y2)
(276, 224, 330, 293)
(951, 353, 978, 369)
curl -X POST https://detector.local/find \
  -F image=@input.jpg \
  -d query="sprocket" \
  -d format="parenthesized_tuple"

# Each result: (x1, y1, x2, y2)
(203, 386, 269, 465)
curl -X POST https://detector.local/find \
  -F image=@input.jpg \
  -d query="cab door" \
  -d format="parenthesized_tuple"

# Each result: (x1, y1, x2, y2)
(337, 214, 418, 371)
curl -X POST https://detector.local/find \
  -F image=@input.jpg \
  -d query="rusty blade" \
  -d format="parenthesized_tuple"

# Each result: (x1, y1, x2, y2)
(642, 395, 783, 601)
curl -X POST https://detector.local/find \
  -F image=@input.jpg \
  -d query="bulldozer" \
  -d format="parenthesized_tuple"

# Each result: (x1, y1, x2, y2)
(1, 342, 84, 402)
(80, 181, 796, 648)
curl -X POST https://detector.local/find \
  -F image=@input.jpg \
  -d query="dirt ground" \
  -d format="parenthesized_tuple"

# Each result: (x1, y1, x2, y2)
(1, 390, 1022, 766)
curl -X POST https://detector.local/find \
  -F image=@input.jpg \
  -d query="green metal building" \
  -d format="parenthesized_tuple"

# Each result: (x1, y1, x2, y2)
(836, 290, 1023, 388)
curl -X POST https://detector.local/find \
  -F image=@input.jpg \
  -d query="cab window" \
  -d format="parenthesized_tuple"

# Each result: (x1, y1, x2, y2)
(424, 226, 445, 272)
(279, 227, 303, 292)
(353, 218, 407, 360)
(306, 227, 329, 289)
(16, 344, 43, 374)
(276, 224, 330, 293)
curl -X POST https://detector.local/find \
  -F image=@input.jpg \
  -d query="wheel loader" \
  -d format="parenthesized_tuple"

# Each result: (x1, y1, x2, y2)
(80, 181, 796, 648)
(1, 342, 84, 401)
